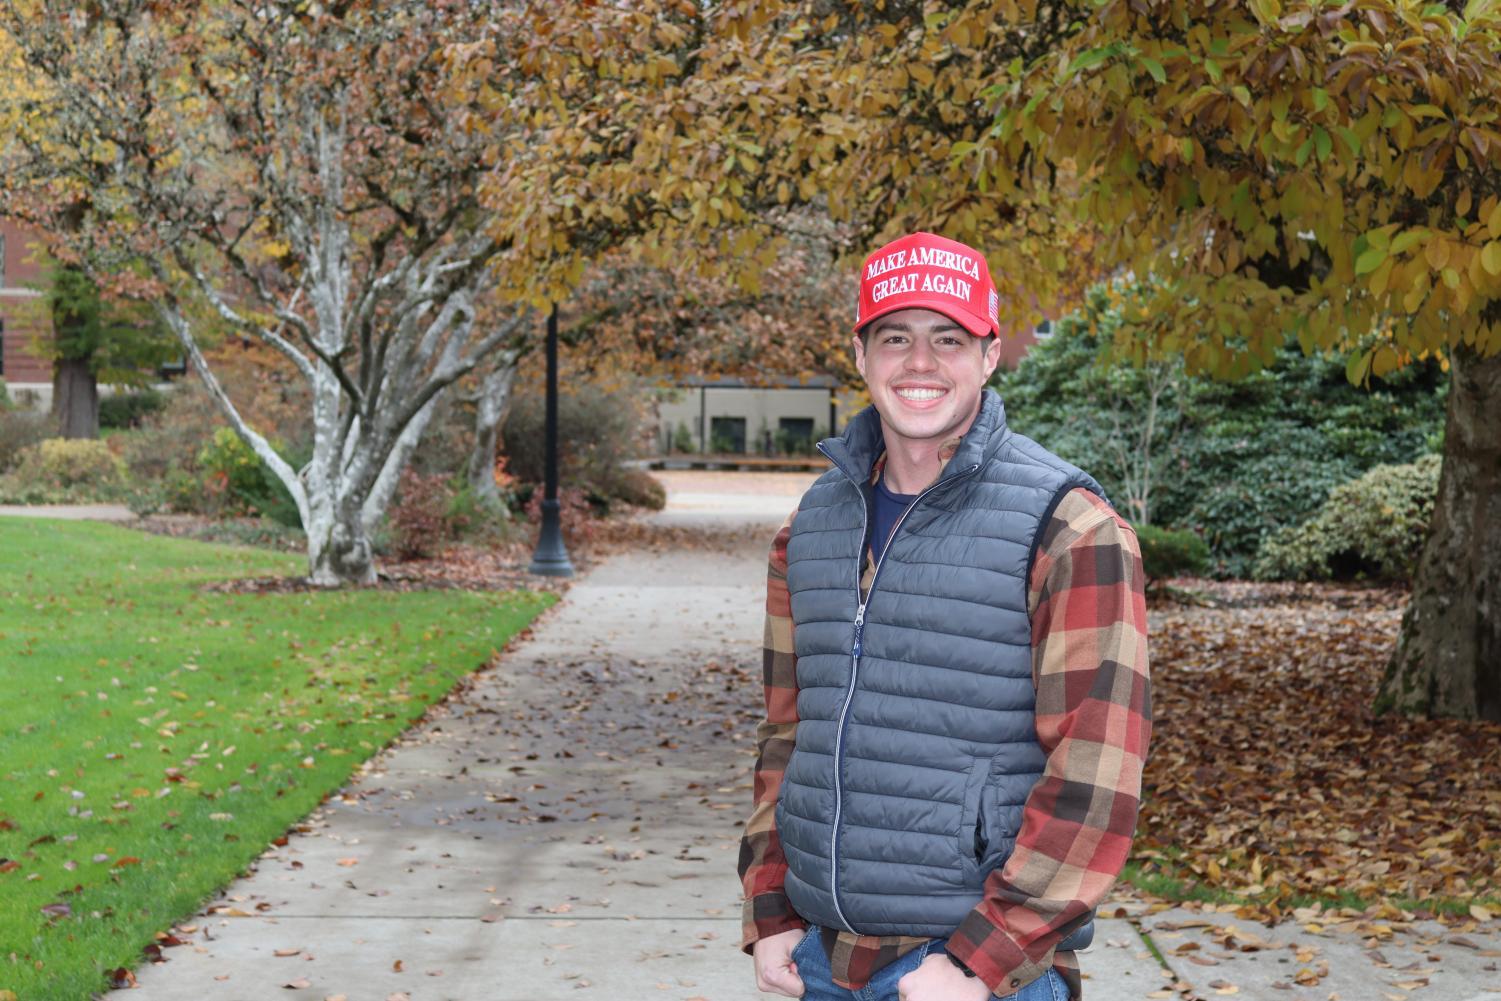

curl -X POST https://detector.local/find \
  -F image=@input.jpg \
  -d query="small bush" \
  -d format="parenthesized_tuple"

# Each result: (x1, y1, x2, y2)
(388, 468, 459, 560)
(503, 383, 646, 504)
(0, 437, 126, 502)
(120, 342, 312, 517)
(1135, 523, 1210, 588)
(0, 378, 12, 410)
(99, 387, 166, 429)
(195, 427, 303, 526)
(445, 480, 518, 547)
(0, 410, 51, 472)
(612, 468, 667, 510)
(1254, 455, 1441, 583)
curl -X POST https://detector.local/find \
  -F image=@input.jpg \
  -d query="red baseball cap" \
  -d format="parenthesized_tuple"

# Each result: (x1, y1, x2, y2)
(855, 232, 1000, 337)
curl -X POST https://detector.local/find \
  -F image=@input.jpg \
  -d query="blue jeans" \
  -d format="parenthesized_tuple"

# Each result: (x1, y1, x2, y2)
(790, 928, 1069, 1001)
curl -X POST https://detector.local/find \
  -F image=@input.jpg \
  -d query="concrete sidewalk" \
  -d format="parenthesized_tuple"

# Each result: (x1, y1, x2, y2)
(114, 472, 1499, 1001)
(0, 503, 134, 521)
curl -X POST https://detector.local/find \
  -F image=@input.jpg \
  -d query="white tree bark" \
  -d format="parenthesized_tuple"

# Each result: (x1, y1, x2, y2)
(466, 352, 520, 513)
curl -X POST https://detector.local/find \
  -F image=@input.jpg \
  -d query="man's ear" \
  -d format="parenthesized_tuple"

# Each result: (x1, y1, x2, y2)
(852, 331, 867, 380)
(980, 334, 1003, 378)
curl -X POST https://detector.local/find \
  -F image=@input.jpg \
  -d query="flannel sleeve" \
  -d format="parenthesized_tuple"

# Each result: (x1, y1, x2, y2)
(738, 508, 806, 953)
(945, 488, 1152, 996)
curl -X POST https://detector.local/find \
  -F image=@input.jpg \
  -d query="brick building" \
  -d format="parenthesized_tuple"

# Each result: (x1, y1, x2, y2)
(0, 218, 53, 406)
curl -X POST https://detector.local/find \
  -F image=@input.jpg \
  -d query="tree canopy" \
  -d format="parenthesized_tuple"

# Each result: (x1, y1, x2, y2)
(460, 0, 1501, 719)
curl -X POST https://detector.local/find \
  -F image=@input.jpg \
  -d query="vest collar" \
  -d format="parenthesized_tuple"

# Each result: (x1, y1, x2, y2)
(819, 389, 1010, 486)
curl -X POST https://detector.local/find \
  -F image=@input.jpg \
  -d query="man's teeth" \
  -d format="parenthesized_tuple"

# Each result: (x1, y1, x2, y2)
(896, 388, 945, 401)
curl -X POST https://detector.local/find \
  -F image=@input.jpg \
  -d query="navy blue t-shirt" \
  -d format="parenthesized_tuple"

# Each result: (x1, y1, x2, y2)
(870, 474, 918, 566)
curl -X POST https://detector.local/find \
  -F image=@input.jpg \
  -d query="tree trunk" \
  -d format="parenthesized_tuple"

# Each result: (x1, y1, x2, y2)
(307, 499, 377, 587)
(1377, 346, 1501, 721)
(466, 361, 517, 513)
(52, 356, 99, 439)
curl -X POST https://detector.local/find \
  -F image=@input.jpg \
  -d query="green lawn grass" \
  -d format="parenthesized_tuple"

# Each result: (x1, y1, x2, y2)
(0, 518, 554, 1001)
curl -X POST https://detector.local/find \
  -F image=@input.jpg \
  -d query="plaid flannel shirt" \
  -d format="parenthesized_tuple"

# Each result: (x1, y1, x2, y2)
(739, 453, 1151, 1001)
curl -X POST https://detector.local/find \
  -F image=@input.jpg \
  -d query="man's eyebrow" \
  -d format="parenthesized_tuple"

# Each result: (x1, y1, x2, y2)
(873, 320, 963, 334)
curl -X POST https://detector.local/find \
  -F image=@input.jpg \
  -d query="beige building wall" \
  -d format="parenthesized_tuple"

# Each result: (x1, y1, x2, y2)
(656, 384, 839, 454)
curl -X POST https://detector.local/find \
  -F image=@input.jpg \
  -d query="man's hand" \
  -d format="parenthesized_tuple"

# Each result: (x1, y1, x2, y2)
(897, 953, 993, 1001)
(752, 928, 807, 998)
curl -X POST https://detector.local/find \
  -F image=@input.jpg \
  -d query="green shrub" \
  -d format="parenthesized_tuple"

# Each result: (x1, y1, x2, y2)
(0, 437, 126, 502)
(0, 378, 11, 410)
(994, 282, 1447, 577)
(1134, 523, 1210, 588)
(1254, 455, 1441, 583)
(99, 387, 166, 429)
(119, 345, 312, 519)
(196, 427, 303, 526)
(445, 480, 517, 546)
(0, 410, 51, 472)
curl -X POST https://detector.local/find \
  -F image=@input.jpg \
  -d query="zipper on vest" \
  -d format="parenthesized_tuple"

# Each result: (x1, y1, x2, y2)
(823, 458, 980, 932)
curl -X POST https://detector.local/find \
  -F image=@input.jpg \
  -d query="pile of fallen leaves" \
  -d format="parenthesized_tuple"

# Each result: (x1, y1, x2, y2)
(1137, 580, 1501, 916)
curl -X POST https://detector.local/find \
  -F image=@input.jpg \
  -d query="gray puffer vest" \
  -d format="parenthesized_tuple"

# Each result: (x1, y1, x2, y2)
(776, 390, 1104, 947)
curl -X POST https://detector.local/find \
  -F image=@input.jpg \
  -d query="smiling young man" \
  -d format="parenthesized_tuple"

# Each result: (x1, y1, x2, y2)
(740, 233, 1151, 1001)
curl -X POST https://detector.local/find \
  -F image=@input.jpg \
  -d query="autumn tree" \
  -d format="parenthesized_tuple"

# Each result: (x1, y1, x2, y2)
(474, 1, 1498, 720)
(568, 229, 856, 388)
(941, 0, 1501, 722)
(0, 1, 529, 585)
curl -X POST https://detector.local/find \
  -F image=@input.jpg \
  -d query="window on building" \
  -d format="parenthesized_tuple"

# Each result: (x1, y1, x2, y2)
(777, 417, 815, 456)
(1033, 318, 1054, 340)
(709, 416, 746, 454)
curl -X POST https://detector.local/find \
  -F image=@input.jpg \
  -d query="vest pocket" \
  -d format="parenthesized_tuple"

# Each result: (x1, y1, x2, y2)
(956, 758, 989, 883)
(975, 775, 1018, 877)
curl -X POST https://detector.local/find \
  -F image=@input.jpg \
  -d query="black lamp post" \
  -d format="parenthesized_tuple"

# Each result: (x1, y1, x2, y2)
(529, 303, 574, 577)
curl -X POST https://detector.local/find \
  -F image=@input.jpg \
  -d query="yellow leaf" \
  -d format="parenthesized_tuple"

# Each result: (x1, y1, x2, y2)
(1403, 279, 1428, 315)
(1471, 903, 1494, 921)
(1490, 201, 1501, 239)
(1481, 242, 1501, 276)
(1424, 238, 1450, 270)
